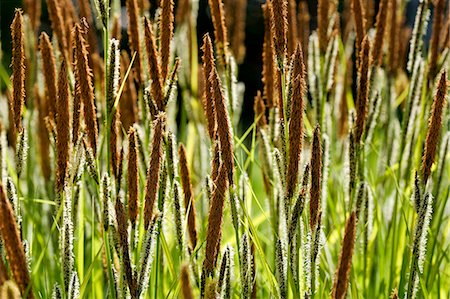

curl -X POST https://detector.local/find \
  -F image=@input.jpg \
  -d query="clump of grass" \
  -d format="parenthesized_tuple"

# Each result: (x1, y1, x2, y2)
(0, 0, 449, 298)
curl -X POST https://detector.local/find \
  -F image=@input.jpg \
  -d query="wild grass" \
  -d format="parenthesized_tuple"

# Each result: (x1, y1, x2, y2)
(0, 0, 449, 298)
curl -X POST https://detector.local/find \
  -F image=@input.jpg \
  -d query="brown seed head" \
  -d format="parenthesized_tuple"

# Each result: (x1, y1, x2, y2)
(176, 0, 190, 24)
(56, 61, 71, 193)
(78, 0, 98, 54)
(422, 71, 448, 184)
(201, 34, 217, 140)
(159, 0, 174, 82)
(211, 67, 234, 184)
(73, 23, 98, 155)
(297, 2, 310, 61)
(262, 2, 276, 107)
(208, 0, 229, 66)
(47, 0, 68, 61)
(11, 9, 26, 135)
(144, 113, 166, 229)
(0, 185, 33, 298)
(115, 197, 137, 297)
(286, 44, 306, 199)
(254, 91, 267, 130)
(181, 265, 194, 299)
(120, 51, 138, 130)
(371, 0, 389, 66)
(24, 0, 41, 32)
(211, 140, 221, 185)
(287, 0, 298, 56)
(128, 127, 139, 227)
(125, 0, 143, 83)
(388, 0, 399, 74)
(111, 15, 122, 41)
(429, 0, 446, 78)
(351, 0, 366, 63)
(225, 0, 247, 64)
(354, 36, 371, 144)
(39, 32, 57, 120)
(270, 0, 288, 64)
(309, 125, 322, 230)
(331, 211, 357, 299)
(318, 0, 329, 53)
(203, 164, 229, 274)
(179, 144, 198, 249)
(35, 86, 52, 180)
(144, 17, 164, 111)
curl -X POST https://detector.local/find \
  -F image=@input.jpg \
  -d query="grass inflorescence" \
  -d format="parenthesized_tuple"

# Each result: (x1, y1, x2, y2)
(0, 0, 449, 298)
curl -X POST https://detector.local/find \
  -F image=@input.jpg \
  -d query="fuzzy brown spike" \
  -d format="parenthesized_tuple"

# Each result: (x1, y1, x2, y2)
(115, 198, 137, 297)
(208, 0, 229, 66)
(309, 125, 322, 230)
(331, 211, 357, 299)
(286, 44, 306, 200)
(366, 0, 375, 28)
(354, 36, 371, 144)
(72, 87, 81, 147)
(120, 51, 138, 130)
(297, 2, 310, 62)
(144, 113, 166, 229)
(126, 0, 143, 83)
(201, 34, 217, 140)
(371, 0, 389, 66)
(270, 0, 288, 64)
(24, 0, 41, 32)
(10, 10, 26, 136)
(351, 0, 366, 64)
(56, 61, 71, 193)
(127, 127, 139, 228)
(39, 32, 57, 120)
(7, 93, 16, 148)
(176, 0, 190, 24)
(159, 0, 174, 82)
(203, 164, 229, 274)
(262, 2, 276, 108)
(144, 17, 164, 111)
(388, 0, 399, 74)
(179, 144, 198, 250)
(429, 0, 445, 79)
(61, 0, 78, 63)
(46, 0, 68, 61)
(318, 0, 329, 54)
(35, 86, 52, 180)
(73, 23, 98, 155)
(111, 15, 122, 41)
(78, 0, 98, 54)
(422, 71, 448, 184)
(181, 265, 194, 299)
(225, 0, 247, 64)
(211, 140, 221, 185)
(210, 67, 234, 184)
(287, 0, 298, 56)
(254, 91, 267, 130)
(0, 185, 33, 298)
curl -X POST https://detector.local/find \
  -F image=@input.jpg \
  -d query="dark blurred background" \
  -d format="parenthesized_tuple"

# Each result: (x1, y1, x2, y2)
(0, 0, 442, 129)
